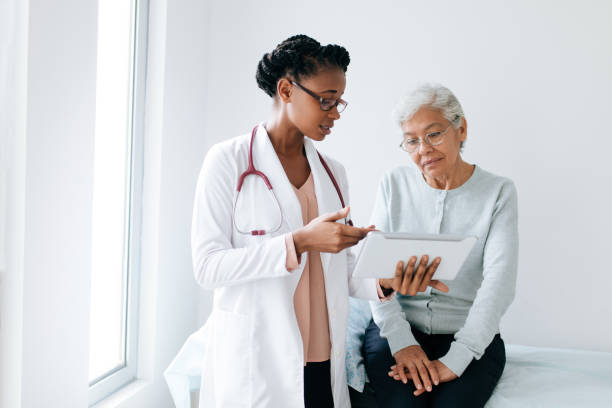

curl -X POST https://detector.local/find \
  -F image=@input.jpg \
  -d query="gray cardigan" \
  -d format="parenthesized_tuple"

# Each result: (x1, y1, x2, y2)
(369, 164, 518, 376)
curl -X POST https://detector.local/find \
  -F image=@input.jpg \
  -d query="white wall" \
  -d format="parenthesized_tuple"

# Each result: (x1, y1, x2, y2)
(20, 0, 98, 405)
(1, 0, 96, 405)
(189, 0, 612, 351)
(3, 0, 610, 406)
(0, 0, 27, 406)
(1, 0, 209, 406)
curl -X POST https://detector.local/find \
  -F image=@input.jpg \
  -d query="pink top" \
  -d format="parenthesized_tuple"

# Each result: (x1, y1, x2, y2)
(284, 174, 391, 364)
(284, 173, 331, 363)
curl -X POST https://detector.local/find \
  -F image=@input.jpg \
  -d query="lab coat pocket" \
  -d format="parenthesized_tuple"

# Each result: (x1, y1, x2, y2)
(213, 309, 251, 406)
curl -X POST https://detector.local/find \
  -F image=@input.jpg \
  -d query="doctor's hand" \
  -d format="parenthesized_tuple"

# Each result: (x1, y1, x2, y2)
(379, 256, 448, 296)
(389, 345, 439, 395)
(389, 359, 457, 396)
(292, 206, 374, 255)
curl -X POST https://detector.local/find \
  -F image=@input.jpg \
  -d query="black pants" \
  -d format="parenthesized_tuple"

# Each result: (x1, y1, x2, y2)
(363, 320, 505, 408)
(304, 360, 334, 408)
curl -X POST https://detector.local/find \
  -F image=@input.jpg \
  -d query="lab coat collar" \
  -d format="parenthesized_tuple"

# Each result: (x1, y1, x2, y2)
(252, 124, 304, 234)
(303, 137, 343, 275)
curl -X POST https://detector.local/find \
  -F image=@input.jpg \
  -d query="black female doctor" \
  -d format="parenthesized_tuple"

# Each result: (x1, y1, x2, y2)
(187, 35, 447, 408)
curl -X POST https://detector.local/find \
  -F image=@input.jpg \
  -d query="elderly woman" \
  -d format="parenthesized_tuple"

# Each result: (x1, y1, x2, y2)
(361, 84, 518, 408)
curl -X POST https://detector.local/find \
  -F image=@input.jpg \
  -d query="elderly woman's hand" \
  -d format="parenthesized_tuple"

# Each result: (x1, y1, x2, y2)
(389, 359, 458, 396)
(379, 255, 447, 296)
(388, 345, 439, 395)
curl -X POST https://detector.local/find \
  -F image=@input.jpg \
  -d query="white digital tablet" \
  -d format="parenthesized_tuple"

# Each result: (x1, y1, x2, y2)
(352, 231, 477, 280)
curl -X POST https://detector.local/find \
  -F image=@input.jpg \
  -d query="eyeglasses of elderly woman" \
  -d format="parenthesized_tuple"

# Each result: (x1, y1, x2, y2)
(290, 80, 348, 113)
(399, 124, 453, 153)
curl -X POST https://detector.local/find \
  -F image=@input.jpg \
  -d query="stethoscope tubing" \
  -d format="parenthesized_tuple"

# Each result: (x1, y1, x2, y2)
(233, 125, 352, 236)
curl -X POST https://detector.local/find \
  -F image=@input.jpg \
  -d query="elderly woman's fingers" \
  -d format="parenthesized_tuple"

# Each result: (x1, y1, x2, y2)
(400, 256, 417, 294)
(429, 280, 449, 293)
(407, 255, 429, 295)
(388, 364, 400, 380)
(391, 360, 439, 389)
(397, 362, 409, 384)
(416, 361, 432, 391)
(379, 261, 404, 293)
(407, 364, 423, 390)
(393, 261, 404, 290)
(418, 257, 442, 292)
(389, 368, 403, 382)
(424, 359, 440, 386)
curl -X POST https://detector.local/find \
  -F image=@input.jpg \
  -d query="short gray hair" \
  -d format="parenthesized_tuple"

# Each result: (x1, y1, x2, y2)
(392, 84, 465, 147)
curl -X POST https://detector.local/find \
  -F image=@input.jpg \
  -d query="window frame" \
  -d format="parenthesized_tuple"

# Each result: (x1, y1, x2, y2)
(88, 0, 149, 404)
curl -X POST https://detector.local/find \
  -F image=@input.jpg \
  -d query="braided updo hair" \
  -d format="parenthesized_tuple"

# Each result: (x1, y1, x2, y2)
(256, 34, 350, 97)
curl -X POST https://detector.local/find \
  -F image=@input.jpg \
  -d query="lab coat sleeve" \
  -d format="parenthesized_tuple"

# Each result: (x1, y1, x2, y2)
(191, 144, 296, 290)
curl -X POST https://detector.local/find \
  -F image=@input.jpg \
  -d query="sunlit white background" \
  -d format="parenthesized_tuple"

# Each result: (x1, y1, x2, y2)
(2, 1, 611, 407)
(192, 0, 612, 353)
(89, 0, 134, 383)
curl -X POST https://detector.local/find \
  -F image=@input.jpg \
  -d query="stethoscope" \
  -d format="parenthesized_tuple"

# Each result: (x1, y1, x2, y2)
(233, 125, 353, 236)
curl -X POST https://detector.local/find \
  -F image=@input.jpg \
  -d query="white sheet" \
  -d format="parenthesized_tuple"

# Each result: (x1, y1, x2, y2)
(487, 344, 612, 407)
(165, 336, 612, 408)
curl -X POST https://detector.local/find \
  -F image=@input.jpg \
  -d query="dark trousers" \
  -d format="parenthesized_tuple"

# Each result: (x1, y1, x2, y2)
(304, 360, 334, 408)
(363, 320, 505, 408)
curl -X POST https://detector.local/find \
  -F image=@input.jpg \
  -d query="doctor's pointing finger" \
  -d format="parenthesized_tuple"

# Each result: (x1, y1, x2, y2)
(293, 206, 375, 255)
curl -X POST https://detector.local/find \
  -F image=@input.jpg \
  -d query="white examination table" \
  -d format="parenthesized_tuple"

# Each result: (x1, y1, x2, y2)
(485, 344, 612, 407)
(165, 325, 612, 408)
(349, 343, 612, 408)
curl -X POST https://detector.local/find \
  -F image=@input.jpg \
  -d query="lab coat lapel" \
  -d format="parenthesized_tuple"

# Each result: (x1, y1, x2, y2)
(304, 139, 343, 275)
(252, 125, 303, 233)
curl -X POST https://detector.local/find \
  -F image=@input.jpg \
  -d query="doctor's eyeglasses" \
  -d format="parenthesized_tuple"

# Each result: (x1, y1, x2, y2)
(291, 81, 348, 113)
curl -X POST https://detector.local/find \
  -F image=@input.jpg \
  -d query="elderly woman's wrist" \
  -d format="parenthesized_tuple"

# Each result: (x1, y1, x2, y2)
(378, 279, 395, 297)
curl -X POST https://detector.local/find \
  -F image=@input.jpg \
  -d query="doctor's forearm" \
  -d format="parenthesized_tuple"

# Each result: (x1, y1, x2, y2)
(193, 235, 292, 288)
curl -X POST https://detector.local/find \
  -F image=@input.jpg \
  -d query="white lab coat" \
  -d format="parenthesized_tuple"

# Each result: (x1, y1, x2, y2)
(166, 125, 378, 408)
